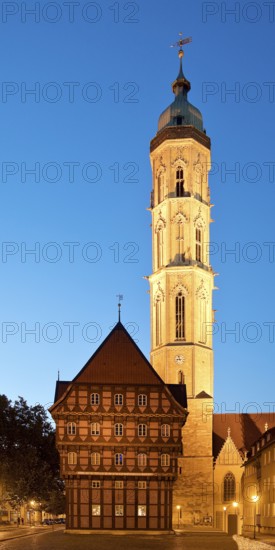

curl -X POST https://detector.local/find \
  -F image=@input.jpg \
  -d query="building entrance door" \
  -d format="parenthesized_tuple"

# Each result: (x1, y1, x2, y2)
(228, 514, 238, 535)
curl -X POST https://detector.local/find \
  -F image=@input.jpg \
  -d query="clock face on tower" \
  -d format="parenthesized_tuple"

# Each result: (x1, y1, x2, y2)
(174, 355, 184, 365)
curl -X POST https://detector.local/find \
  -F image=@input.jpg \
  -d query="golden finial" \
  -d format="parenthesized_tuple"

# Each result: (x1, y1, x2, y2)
(171, 32, 192, 59)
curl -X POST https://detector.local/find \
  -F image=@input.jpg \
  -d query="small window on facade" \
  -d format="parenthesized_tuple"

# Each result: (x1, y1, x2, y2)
(115, 505, 124, 516)
(161, 454, 170, 467)
(91, 452, 100, 466)
(114, 394, 123, 406)
(91, 422, 100, 435)
(115, 480, 124, 489)
(223, 472, 236, 502)
(138, 481, 147, 489)
(92, 481, 100, 488)
(114, 423, 123, 437)
(138, 505, 147, 516)
(161, 424, 170, 438)
(68, 452, 77, 465)
(138, 394, 147, 406)
(67, 422, 76, 436)
(138, 453, 147, 467)
(138, 424, 147, 437)
(178, 370, 184, 384)
(115, 453, 123, 466)
(91, 393, 100, 406)
(92, 505, 101, 516)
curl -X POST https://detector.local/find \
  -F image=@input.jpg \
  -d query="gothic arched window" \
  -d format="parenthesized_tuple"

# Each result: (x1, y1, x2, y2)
(176, 167, 184, 197)
(223, 472, 236, 502)
(156, 226, 164, 269)
(175, 292, 185, 339)
(155, 295, 162, 346)
(196, 228, 202, 262)
(158, 173, 164, 203)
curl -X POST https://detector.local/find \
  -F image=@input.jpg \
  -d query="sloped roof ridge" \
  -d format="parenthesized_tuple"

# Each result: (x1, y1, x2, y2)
(72, 321, 165, 385)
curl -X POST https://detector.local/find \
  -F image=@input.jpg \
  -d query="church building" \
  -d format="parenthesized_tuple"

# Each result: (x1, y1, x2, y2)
(50, 38, 275, 534)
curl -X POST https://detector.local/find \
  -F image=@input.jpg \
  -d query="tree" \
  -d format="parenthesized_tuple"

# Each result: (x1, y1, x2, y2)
(0, 395, 64, 513)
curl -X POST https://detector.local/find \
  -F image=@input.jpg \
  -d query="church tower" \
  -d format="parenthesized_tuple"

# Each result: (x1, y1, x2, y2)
(149, 39, 215, 524)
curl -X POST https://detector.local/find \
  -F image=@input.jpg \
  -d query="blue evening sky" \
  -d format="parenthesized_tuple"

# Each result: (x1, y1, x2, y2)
(0, 0, 274, 418)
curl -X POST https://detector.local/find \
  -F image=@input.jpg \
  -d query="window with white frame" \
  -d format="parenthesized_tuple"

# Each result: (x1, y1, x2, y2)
(68, 452, 77, 465)
(138, 424, 147, 437)
(91, 422, 100, 435)
(91, 393, 100, 405)
(161, 424, 170, 438)
(115, 453, 123, 466)
(92, 505, 101, 516)
(114, 423, 123, 437)
(115, 505, 124, 516)
(92, 480, 100, 488)
(137, 453, 147, 467)
(114, 394, 123, 406)
(67, 422, 76, 435)
(138, 505, 147, 516)
(91, 452, 100, 466)
(138, 394, 147, 406)
(115, 480, 124, 489)
(161, 454, 170, 467)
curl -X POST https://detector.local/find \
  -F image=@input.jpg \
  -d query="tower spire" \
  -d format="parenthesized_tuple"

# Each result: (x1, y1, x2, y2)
(171, 33, 192, 94)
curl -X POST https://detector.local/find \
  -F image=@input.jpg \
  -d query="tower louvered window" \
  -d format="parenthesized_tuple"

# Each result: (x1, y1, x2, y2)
(176, 167, 184, 197)
(175, 292, 185, 339)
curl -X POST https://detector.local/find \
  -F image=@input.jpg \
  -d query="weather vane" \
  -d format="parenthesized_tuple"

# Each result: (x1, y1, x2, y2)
(171, 32, 192, 59)
(116, 294, 123, 322)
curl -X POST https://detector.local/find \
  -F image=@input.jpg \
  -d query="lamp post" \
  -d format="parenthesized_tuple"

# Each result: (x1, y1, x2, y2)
(252, 495, 259, 540)
(176, 505, 181, 529)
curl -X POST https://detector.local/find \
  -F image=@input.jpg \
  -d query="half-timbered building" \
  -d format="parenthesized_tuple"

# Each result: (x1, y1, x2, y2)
(50, 321, 188, 532)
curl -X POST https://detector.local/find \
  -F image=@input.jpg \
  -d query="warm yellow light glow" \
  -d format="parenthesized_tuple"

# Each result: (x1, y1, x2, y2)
(30, 500, 35, 506)
(223, 507, 227, 511)
(252, 495, 259, 503)
(233, 501, 238, 508)
(176, 505, 181, 510)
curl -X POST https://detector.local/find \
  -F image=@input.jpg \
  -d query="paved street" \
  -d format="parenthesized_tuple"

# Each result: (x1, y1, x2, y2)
(0, 529, 238, 550)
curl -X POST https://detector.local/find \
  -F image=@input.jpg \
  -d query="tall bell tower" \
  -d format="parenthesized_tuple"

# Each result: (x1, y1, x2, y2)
(148, 38, 215, 524)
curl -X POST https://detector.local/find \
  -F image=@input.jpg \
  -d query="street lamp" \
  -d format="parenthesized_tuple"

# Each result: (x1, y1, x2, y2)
(252, 495, 259, 540)
(176, 505, 181, 529)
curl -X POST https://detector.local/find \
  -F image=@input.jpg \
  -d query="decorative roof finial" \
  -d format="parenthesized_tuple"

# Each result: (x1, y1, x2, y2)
(227, 427, 231, 437)
(265, 422, 268, 432)
(171, 32, 192, 58)
(58, 370, 60, 381)
(170, 33, 192, 93)
(116, 294, 123, 322)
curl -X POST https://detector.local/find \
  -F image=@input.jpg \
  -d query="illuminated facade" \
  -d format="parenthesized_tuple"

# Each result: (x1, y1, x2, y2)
(50, 322, 187, 531)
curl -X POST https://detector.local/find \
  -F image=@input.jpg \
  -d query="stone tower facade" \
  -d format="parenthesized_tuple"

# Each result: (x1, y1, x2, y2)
(149, 46, 215, 525)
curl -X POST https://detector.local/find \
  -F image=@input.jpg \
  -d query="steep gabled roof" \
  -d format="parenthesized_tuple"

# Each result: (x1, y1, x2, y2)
(213, 413, 275, 460)
(71, 322, 163, 385)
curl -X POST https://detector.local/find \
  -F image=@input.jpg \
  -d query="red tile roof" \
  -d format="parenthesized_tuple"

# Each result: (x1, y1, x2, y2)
(213, 413, 275, 459)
